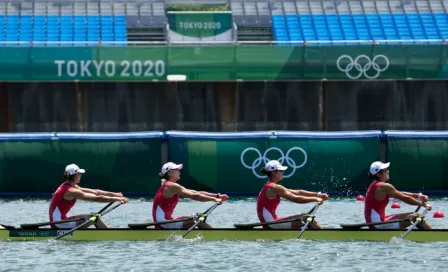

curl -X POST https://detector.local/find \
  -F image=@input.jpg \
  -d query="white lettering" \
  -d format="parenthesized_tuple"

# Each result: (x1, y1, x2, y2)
(54, 60, 165, 78)
(155, 60, 165, 76)
(105, 60, 115, 77)
(55, 60, 65, 77)
(121, 60, 130, 77)
(144, 61, 154, 77)
(80, 61, 92, 77)
(179, 21, 221, 29)
(67, 60, 77, 77)
(92, 61, 104, 77)
(132, 61, 142, 77)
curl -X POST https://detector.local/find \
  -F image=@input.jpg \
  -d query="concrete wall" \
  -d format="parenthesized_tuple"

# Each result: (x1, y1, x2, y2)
(1, 80, 447, 132)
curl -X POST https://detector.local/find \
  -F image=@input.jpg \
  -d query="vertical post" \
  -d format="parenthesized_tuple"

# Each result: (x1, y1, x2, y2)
(318, 79, 328, 131)
(75, 81, 88, 132)
(161, 141, 168, 165)
(218, 81, 236, 132)
(0, 83, 10, 132)
(234, 80, 241, 131)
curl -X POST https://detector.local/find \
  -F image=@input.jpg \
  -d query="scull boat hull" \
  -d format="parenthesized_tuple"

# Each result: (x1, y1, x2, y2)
(0, 228, 447, 242)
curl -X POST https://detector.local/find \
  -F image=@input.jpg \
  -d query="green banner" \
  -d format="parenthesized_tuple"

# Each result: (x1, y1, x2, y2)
(386, 135, 448, 190)
(0, 134, 162, 193)
(167, 11, 233, 40)
(0, 44, 447, 81)
(168, 137, 380, 193)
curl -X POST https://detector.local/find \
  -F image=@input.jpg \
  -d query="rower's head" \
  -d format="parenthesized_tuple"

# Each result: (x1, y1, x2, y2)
(260, 160, 288, 182)
(158, 162, 183, 183)
(64, 164, 86, 184)
(369, 161, 390, 182)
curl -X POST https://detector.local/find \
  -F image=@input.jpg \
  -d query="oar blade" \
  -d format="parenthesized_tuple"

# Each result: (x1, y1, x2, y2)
(0, 224, 15, 230)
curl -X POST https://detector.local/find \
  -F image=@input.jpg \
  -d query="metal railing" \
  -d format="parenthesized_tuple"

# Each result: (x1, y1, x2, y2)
(0, 39, 445, 46)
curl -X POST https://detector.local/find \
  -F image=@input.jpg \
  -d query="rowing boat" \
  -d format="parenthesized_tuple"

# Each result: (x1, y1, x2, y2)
(0, 228, 447, 242)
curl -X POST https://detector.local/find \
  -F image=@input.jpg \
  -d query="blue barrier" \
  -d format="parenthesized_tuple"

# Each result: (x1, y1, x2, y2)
(0, 130, 446, 196)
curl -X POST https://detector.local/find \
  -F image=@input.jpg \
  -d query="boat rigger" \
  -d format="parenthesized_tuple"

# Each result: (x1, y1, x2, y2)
(0, 228, 447, 242)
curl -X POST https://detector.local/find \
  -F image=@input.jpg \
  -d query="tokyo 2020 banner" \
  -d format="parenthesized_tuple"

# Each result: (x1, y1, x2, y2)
(0, 44, 446, 81)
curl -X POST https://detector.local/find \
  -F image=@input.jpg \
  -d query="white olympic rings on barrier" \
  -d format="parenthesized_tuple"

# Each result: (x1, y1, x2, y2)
(337, 54, 389, 79)
(240, 147, 308, 179)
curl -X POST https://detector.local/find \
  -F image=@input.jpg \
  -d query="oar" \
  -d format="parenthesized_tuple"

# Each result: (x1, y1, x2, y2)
(128, 217, 194, 229)
(0, 224, 15, 230)
(297, 203, 321, 239)
(54, 201, 122, 240)
(181, 202, 219, 238)
(128, 204, 218, 230)
(21, 217, 88, 229)
(234, 214, 309, 230)
(234, 205, 318, 229)
(399, 208, 429, 240)
(341, 202, 424, 230)
(21, 201, 115, 229)
(341, 218, 411, 229)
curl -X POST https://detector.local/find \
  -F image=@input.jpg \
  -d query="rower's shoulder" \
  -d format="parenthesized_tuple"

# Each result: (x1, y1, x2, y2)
(268, 183, 284, 191)
(164, 181, 182, 190)
(376, 182, 395, 191)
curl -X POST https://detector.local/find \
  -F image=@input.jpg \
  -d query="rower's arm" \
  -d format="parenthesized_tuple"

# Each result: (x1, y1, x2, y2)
(197, 191, 229, 200)
(169, 183, 220, 202)
(76, 186, 122, 197)
(402, 192, 420, 198)
(65, 188, 121, 203)
(275, 185, 321, 204)
(290, 189, 317, 197)
(378, 183, 425, 206)
(197, 191, 217, 197)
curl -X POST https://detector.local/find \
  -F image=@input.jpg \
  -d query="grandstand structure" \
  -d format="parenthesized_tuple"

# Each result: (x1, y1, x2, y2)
(0, 0, 446, 45)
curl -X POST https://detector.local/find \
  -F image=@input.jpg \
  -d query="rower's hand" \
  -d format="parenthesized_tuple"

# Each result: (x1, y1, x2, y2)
(119, 197, 128, 204)
(215, 198, 223, 205)
(115, 192, 124, 197)
(219, 194, 229, 201)
(315, 197, 323, 204)
(419, 194, 429, 202)
(319, 193, 329, 201)
(424, 203, 432, 211)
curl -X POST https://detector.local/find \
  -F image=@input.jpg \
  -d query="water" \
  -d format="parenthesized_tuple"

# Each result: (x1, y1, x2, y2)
(0, 197, 447, 272)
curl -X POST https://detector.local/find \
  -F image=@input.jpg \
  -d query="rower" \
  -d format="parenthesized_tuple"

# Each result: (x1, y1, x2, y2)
(49, 164, 128, 229)
(152, 162, 229, 230)
(364, 161, 432, 230)
(257, 160, 328, 229)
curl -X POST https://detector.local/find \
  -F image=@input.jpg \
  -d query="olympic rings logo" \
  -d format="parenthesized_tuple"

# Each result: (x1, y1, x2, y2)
(240, 147, 307, 179)
(337, 54, 389, 80)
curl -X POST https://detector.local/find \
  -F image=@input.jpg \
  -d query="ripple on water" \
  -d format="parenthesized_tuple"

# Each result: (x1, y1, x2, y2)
(0, 197, 448, 271)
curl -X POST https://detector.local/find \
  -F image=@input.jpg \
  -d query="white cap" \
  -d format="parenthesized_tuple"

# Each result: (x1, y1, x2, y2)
(161, 162, 183, 174)
(65, 164, 86, 175)
(369, 161, 390, 175)
(265, 160, 288, 171)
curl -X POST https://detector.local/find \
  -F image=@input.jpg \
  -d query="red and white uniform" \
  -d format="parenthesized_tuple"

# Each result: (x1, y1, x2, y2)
(257, 182, 292, 229)
(152, 181, 183, 229)
(49, 183, 77, 229)
(364, 181, 400, 229)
